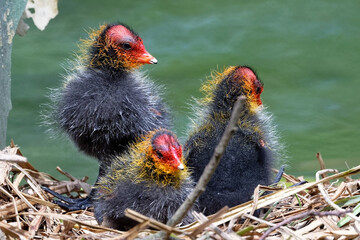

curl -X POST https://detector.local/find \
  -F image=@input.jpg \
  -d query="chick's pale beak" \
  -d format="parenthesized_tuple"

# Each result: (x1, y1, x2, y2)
(178, 163, 184, 170)
(170, 148, 184, 170)
(149, 58, 158, 64)
(137, 51, 157, 64)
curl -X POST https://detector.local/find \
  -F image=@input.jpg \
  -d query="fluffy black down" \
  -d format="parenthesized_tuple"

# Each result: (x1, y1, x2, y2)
(51, 69, 171, 174)
(184, 113, 272, 215)
(93, 178, 195, 230)
(183, 67, 280, 215)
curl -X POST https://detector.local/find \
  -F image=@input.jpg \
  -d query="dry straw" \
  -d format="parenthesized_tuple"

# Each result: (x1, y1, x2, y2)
(0, 138, 359, 239)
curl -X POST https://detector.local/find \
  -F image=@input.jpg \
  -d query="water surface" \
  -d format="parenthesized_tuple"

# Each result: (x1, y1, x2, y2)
(9, 0, 360, 182)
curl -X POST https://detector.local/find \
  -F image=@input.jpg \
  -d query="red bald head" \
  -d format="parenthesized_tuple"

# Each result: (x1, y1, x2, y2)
(103, 24, 157, 68)
(233, 66, 263, 106)
(151, 130, 184, 171)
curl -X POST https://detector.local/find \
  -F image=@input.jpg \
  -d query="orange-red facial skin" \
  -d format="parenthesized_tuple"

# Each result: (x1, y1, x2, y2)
(105, 25, 155, 69)
(232, 67, 263, 107)
(151, 133, 183, 171)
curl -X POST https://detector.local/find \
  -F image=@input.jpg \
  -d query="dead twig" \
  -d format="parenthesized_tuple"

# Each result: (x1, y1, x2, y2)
(125, 208, 184, 235)
(242, 213, 304, 240)
(316, 169, 360, 223)
(0, 186, 21, 229)
(0, 153, 27, 162)
(56, 166, 77, 181)
(189, 206, 229, 238)
(123, 220, 150, 240)
(272, 168, 300, 184)
(13, 163, 46, 201)
(240, 185, 261, 229)
(193, 211, 241, 240)
(28, 205, 47, 238)
(5, 177, 37, 212)
(316, 152, 327, 179)
(259, 210, 350, 240)
(8, 211, 123, 234)
(0, 221, 31, 240)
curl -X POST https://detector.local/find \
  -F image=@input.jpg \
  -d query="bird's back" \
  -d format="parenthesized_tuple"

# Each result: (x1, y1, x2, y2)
(184, 66, 279, 215)
(185, 114, 272, 215)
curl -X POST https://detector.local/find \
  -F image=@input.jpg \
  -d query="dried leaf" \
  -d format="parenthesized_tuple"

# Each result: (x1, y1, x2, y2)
(25, 0, 58, 31)
(326, 229, 360, 239)
(0, 140, 359, 239)
(302, 231, 332, 240)
(63, 220, 75, 234)
(0, 162, 11, 185)
(296, 220, 323, 235)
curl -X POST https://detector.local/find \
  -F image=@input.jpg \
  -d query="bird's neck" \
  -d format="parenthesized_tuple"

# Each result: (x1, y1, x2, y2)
(77, 26, 134, 72)
(87, 52, 130, 73)
(135, 156, 189, 188)
(209, 97, 254, 119)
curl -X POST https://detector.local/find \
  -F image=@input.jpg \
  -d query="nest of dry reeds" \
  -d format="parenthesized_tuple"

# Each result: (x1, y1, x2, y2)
(0, 141, 359, 240)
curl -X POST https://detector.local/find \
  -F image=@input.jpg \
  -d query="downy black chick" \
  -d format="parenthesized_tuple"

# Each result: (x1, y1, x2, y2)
(184, 66, 283, 215)
(44, 23, 171, 210)
(94, 129, 195, 230)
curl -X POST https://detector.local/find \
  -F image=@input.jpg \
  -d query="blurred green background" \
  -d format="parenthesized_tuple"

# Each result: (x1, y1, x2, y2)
(8, 0, 360, 183)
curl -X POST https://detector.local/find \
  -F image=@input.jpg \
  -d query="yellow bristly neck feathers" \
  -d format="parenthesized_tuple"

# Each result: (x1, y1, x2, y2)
(77, 25, 106, 67)
(77, 25, 141, 70)
(133, 131, 190, 188)
(200, 66, 237, 105)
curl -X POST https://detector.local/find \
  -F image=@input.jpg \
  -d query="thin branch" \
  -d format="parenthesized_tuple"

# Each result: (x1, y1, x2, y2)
(5, 177, 37, 212)
(119, 220, 150, 240)
(259, 210, 350, 240)
(56, 166, 77, 181)
(193, 211, 242, 240)
(28, 205, 46, 239)
(189, 206, 229, 238)
(124, 209, 184, 235)
(0, 154, 27, 162)
(272, 168, 300, 184)
(13, 163, 46, 201)
(242, 213, 304, 240)
(240, 185, 260, 229)
(167, 96, 246, 228)
(6, 211, 123, 234)
(0, 186, 21, 229)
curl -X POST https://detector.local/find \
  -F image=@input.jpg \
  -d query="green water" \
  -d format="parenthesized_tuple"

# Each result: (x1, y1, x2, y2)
(8, 0, 360, 183)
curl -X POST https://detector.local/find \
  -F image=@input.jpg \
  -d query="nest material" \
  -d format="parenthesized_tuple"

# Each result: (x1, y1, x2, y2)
(0, 142, 359, 240)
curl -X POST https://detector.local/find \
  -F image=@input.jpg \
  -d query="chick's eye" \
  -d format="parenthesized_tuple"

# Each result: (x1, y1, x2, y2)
(122, 43, 132, 50)
(156, 151, 163, 158)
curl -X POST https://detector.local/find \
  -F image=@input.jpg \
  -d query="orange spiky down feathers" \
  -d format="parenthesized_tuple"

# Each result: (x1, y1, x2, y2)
(94, 129, 195, 230)
(184, 66, 283, 215)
